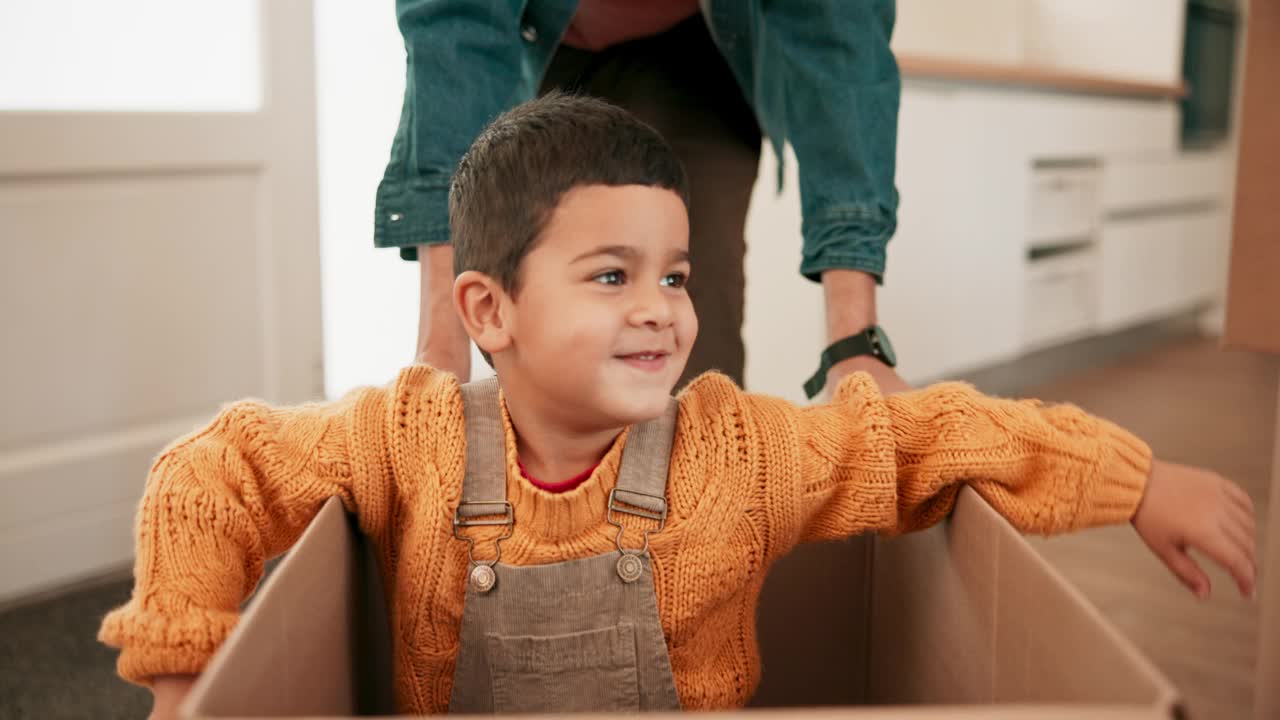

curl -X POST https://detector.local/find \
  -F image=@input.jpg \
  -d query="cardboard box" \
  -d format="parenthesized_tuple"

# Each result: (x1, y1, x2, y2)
(1223, 3, 1280, 717)
(182, 489, 1181, 718)
(1222, 0, 1280, 357)
(1257, 393, 1280, 720)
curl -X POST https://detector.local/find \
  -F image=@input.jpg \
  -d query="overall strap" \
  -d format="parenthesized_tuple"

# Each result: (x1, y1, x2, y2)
(457, 377, 507, 518)
(612, 398, 679, 513)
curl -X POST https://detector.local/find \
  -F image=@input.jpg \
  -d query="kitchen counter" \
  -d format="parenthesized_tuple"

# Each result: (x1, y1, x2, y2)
(898, 54, 1188, 100)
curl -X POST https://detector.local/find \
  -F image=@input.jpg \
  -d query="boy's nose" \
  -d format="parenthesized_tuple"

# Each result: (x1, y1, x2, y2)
(628, 285, 674, 328)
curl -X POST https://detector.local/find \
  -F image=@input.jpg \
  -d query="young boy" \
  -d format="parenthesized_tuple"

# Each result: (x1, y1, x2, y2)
(100, 93, 1257, 717)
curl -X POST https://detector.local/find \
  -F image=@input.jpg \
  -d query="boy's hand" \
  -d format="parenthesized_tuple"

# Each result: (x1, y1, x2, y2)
(1132, 459, 1257, 600)
(149, 674, 198, 720)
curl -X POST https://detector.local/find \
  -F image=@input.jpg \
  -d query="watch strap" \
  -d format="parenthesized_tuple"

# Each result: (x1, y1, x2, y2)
(803, 332, 876, 400)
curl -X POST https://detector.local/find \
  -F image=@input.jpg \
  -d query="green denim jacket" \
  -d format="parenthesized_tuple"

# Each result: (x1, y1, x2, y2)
(374, 0, 900, 282)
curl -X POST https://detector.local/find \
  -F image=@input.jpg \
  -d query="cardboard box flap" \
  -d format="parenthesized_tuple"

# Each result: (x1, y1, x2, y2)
(751, 536, 874, 707)
(183, 497, 394, 718)
(1223, 0, 1280, 354)
(869, 488, 1181, 713)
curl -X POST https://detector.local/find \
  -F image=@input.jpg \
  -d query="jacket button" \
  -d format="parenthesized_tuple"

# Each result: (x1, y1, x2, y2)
(521, 24, 538, 43)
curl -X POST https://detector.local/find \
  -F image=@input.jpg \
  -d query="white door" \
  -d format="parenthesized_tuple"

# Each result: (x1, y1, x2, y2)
(0, 1, 323, 603)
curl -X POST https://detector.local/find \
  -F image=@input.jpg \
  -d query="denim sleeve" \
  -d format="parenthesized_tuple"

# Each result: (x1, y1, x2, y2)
(767, 0, 901, 283)
(374, 0, 540, 261)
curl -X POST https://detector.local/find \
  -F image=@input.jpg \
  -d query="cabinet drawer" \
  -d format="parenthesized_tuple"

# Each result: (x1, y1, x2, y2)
(1025, 250, 1097, 349)
(1028, 164, 1101, 246)
(1096, 211, 1225, 331)
(1101, 153, 1228, 213)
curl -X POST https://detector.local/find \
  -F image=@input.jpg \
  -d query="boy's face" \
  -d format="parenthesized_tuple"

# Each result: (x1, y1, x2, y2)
(501, 184, 696, 427)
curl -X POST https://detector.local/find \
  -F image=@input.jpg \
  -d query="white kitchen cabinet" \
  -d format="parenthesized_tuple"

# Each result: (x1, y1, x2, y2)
(1101, 152, 1231, 213)
(1180, 210, 1230, 306)
(743, 79, 1228, 396)
(1097, 216, 1185, 331)
(1025, 249, 1099, 349)
(1096, 150, 1231, 332)
(1020, 0, 1187, 86)
(948, 89, 1179, 158)
(873, 84, 1186, 382)
(1028, 163, 1101, 247)
(1097, 210, 1226, 331)
(1021, 161, 1103, 349)
(916, 88, 1178, 377)
(878, 86, 1000, 385)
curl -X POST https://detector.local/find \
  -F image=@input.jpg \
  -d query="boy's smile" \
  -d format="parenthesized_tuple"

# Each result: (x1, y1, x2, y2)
(466, 184, 697, 454)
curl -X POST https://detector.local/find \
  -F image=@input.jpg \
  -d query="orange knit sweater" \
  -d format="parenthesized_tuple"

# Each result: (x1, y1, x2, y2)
(99, 368, 1151, 712)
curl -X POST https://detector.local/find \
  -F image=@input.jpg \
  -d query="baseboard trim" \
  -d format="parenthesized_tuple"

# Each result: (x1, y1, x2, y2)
(949, 311, 1208, 397)
(0, 563, 133, 615)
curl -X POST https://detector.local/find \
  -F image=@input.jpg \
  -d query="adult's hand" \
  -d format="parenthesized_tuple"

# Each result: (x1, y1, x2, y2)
(821, 269, 911, 396)
(416, 244, 472, 380)
(828, 355, 911, 395)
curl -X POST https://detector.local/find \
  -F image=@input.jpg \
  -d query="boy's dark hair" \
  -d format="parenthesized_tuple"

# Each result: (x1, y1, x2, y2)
(449, 92, 690, 293)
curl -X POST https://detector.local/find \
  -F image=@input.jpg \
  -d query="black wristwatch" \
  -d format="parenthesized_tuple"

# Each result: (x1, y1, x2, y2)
(803, 325, 897, 399)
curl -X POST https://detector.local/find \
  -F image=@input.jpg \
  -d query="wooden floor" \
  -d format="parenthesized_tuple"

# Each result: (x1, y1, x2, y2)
(1016, 337, 1277, 719)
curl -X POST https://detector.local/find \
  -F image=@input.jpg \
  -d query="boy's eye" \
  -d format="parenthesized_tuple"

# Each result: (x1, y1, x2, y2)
(593, 270, 625, 285)
(661, 272, 688, 289)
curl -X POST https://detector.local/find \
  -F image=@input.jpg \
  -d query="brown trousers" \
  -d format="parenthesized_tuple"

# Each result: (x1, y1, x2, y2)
(540, 16, 762, 388)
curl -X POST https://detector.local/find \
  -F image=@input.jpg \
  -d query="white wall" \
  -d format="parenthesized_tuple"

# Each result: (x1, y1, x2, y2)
(892, 0, 1023, 65)
(314, 1, 498, 400)
(741, 146, 823, 404)
(893, 0, 1186, 87)
(1021, 0, 1186, 86)
(314, 2, 425, 398)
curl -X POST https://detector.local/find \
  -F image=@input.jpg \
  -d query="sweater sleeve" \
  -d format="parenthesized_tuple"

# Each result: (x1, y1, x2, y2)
(749, 372, 1151, 552)
(97, 387, 381, 686)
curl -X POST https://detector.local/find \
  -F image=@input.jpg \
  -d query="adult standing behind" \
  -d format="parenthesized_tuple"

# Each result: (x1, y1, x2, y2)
(375, 0, 909, 396)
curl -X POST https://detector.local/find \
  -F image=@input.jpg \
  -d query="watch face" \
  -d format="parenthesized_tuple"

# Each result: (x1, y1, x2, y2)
(871, 326, 897, 367)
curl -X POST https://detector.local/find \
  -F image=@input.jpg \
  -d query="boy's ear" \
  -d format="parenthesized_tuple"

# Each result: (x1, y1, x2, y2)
(453, 270, 513, 356)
